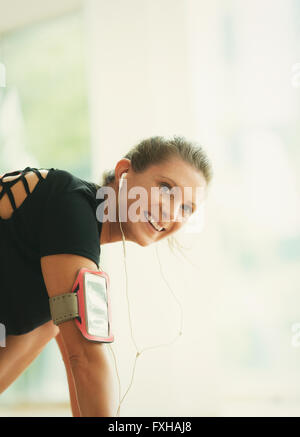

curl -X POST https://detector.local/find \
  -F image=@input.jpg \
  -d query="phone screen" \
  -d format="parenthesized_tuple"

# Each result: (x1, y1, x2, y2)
(84, 273, 109, 338)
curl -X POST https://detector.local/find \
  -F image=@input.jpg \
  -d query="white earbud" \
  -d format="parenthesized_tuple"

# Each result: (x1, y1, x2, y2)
(119, 172, 127, 193)
(118, 172, 127, 227)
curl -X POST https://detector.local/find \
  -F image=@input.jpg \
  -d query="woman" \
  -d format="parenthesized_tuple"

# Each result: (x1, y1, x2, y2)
(0, 135, 212, 417)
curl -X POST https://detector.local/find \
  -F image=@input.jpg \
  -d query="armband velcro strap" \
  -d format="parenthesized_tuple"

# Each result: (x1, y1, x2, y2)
(49, 293, 79, 325)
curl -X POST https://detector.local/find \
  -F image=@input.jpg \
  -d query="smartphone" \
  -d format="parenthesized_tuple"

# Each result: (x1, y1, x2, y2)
(76, 269, 114, 343)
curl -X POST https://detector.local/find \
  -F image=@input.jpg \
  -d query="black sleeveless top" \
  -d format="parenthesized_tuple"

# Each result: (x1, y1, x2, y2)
(0, 166, 105, 336)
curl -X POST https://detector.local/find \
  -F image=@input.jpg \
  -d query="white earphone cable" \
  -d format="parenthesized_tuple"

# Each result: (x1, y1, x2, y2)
(107, 176, 184, 417)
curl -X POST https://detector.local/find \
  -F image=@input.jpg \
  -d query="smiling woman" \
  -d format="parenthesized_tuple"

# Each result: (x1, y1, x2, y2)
(0, 135, 213, 417)
(99, 135, 213, 252)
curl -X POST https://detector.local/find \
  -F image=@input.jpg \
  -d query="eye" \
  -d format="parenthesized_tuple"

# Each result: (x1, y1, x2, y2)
(159, 182, 172, 194)
(182, 204, 193, 215)
(159, 182, 193, 216)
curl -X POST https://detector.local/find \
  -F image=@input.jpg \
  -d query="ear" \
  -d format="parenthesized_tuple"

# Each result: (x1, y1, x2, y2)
(114, 158, 131, 181)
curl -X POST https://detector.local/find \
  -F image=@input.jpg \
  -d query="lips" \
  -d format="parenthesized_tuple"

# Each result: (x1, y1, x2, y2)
(144, 211, 165, 232)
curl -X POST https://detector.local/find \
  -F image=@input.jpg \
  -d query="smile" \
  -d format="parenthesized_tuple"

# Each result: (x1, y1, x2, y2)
(144, 211, 165, 232)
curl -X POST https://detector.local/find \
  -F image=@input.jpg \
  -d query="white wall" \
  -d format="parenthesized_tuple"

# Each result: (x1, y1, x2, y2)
(0, 0, 82, 33)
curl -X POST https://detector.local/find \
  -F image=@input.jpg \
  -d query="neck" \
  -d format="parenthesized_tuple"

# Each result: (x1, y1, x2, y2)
(100, 219, 125, 245)
(98, 181, 127, 245)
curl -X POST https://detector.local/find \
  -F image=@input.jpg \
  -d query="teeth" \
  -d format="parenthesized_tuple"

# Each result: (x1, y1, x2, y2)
(145, 212, 164, 232)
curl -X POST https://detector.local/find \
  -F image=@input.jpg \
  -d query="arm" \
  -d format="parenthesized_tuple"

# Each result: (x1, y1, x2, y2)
(41, 253, 117, 417)
(55, 331, 81, 417)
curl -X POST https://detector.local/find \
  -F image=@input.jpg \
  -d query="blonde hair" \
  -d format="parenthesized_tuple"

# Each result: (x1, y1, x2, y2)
(100, 135, 213, 255)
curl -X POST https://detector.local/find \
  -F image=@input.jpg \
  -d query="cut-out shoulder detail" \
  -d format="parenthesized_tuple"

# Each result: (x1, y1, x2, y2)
(0, 167, 49, 220)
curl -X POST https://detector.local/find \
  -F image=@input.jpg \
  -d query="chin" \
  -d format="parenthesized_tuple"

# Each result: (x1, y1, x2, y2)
(136, 235, 154, 247)
(134, 232, 159, 247)
(137, 240, 151, 247)
(122, 224, 150, 247)
(131, 222, 169, 247)
(137, 232, 168, 247)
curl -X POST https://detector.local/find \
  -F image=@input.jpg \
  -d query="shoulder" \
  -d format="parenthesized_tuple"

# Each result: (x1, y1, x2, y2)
(0, 168, 50, 220)
(49, 169, 98, 199)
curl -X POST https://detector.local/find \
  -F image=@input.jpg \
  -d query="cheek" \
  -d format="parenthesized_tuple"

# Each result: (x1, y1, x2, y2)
(166, 220, 184, 236)
(126, 198, 146, 220)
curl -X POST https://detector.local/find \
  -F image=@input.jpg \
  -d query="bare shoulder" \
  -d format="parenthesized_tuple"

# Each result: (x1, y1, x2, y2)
(0, 169, 49, 220)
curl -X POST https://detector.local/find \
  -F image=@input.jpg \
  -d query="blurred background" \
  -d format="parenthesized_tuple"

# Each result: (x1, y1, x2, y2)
(0, 0, 300, 417)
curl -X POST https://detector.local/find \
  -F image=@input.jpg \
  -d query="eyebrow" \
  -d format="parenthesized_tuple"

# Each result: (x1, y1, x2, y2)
(158, 175, 196, 210)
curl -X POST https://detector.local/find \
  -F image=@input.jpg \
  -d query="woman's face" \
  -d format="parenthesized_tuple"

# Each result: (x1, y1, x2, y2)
(115, 156, 208, 246)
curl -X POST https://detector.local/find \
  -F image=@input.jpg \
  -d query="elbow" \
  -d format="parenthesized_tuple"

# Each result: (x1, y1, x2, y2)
(68, 352, 89, 372)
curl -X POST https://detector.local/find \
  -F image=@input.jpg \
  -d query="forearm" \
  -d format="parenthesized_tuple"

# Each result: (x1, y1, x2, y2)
(55, 331, 81, 417)
(71, 353, 117, 417)
(64, 361, 81, 417)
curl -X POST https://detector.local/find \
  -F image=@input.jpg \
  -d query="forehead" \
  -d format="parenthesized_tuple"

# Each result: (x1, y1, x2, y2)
(146, 157, 207, 187)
